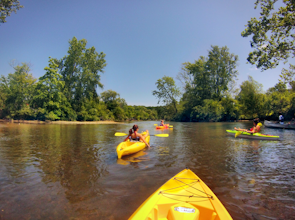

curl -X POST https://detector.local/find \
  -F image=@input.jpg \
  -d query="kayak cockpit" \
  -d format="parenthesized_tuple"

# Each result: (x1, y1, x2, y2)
(146, 202, 218, 220)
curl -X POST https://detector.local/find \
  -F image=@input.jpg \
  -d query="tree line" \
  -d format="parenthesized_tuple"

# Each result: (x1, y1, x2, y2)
(0, 37, 161, 121)
(152, 46, 295, 122)
(1, 44, 294, 122)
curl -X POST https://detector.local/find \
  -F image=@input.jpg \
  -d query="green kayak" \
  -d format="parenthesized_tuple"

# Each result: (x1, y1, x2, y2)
(226, 130, 280, 140)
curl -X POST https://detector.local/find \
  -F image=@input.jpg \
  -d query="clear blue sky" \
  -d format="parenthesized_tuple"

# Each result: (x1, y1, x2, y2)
(0, 0, 291, 106)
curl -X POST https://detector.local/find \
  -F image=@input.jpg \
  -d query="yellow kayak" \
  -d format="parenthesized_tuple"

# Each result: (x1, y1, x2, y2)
(116, 132, 150, 159)
(129, 168, 233, 220)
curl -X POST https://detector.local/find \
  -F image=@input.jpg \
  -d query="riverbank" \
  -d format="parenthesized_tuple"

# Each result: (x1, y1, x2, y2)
(0, 119, 122, 124)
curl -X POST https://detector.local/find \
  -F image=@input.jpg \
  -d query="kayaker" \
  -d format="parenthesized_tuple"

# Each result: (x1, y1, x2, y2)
(160, 120, 164, 126)
(124, 124, 150, 148)
(234, 118, 262, 134)
(279, 112, 284, 124)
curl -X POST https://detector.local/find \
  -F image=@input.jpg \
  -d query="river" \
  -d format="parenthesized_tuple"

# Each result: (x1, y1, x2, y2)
(0, 121, 294, 219)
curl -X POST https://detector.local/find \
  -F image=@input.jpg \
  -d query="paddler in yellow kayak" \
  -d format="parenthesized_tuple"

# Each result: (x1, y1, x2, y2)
(234, 118, 262, 134)
(159, 120, 165, 126)
(124, 124, 150, 148)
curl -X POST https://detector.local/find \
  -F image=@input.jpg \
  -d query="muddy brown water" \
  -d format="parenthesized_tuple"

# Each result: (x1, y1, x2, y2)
(0, 121, 294, 219)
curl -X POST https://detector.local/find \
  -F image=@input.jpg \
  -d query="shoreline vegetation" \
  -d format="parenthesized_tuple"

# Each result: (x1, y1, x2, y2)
(1, 37, 294, 123)
(0, 119, 251, 125)
(0, 119, 122, 124)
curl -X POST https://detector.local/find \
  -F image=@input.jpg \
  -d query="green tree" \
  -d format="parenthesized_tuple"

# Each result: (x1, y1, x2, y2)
(0, 0, 23, 23)
(123, 105, 136, 120)
(77, 97, 114, 121)
(192, 99, 224, 122)
(100, 90, 128, 120)
(181, 57, 209, 107)
(280, 64, 295, 91)
(152, 76, 180, 114)
(241, 0, 295, 70)
(32, 58, 75, 121)
(206, 46, 239, 99)
(57, 37, 107, 113)
(220, 96, 241, 121)
(180, 46, 239, 121)
(0, 63, 36, 119)
(181, 46, 238, 103)
(0, 81, 5, 112)
(237, 76, 266, 118)
(265, 81, 292, 118)
(101, 90, 122, 111)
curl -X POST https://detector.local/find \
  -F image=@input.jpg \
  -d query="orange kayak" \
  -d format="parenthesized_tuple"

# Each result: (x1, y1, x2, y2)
(156, 124, 169, 129)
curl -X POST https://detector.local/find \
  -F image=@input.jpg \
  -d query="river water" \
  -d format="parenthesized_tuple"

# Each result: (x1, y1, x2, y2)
(0, 121, 294, 219)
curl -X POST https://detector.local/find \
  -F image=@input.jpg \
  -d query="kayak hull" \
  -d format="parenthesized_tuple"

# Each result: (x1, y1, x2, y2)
(129, 168, 233, 220)
(116, 132, 150, 159)
(226, 130, 280, 140)
(264, 120, 295, 129)
(156, 124, 169, 129)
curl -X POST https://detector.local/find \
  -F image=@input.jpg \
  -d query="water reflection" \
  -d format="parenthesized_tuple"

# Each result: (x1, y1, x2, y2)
(117, 151, 149, 166)
(0, 121, 294, 219)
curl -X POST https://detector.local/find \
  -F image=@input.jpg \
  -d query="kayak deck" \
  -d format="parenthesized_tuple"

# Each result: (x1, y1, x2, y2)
(129, 169, 232, 220)
(226, 130, 280, 140)
(116, 132, 150, 159)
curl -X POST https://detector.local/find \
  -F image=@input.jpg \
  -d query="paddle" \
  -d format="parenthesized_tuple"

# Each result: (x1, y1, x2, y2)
(235, 131, 243, 138)
(115, 132, 169, 137)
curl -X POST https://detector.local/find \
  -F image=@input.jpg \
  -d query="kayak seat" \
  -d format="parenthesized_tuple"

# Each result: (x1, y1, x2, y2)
(167, 203, 200, 220)
(145, 203, 218, 220)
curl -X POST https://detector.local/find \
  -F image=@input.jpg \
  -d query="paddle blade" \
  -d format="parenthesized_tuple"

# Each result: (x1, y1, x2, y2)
(115, 132, 128, 136)
(169, 125, 173, 128)
(153, 134, 169, 137)
(235, 131, 243, 138)
(154, 124, 158, 126)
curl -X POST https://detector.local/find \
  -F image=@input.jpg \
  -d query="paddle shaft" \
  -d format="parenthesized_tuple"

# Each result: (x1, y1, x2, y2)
(115, 132, 168, 137)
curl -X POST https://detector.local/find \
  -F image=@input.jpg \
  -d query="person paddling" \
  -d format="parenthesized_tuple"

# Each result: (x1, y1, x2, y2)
(159, 120, 165, 126)
(234, 118, 262, 134)
(124, 124, 150, 148)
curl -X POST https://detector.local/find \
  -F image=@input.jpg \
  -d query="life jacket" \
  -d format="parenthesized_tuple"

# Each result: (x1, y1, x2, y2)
(250, 123, 262, 132)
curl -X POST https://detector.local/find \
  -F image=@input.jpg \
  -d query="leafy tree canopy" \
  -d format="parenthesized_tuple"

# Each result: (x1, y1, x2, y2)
(57, 37, 107, 112)
(241, 0, 295, 70)
(152, 76, 180, 113)
(0, 63, 36, 119)
(0, 0, 23, 23)
(236, 76, 265, 118)
(100, 90, 126, 112)
(280, 64, 295, 90)
(181, 46, 238, 104)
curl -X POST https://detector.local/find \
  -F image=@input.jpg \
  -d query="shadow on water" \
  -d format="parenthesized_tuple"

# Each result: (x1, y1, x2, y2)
(0, 121, 294, 219)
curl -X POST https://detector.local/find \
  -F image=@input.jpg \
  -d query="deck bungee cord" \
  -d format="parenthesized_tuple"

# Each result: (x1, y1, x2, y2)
(158, 177, 214, 203)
